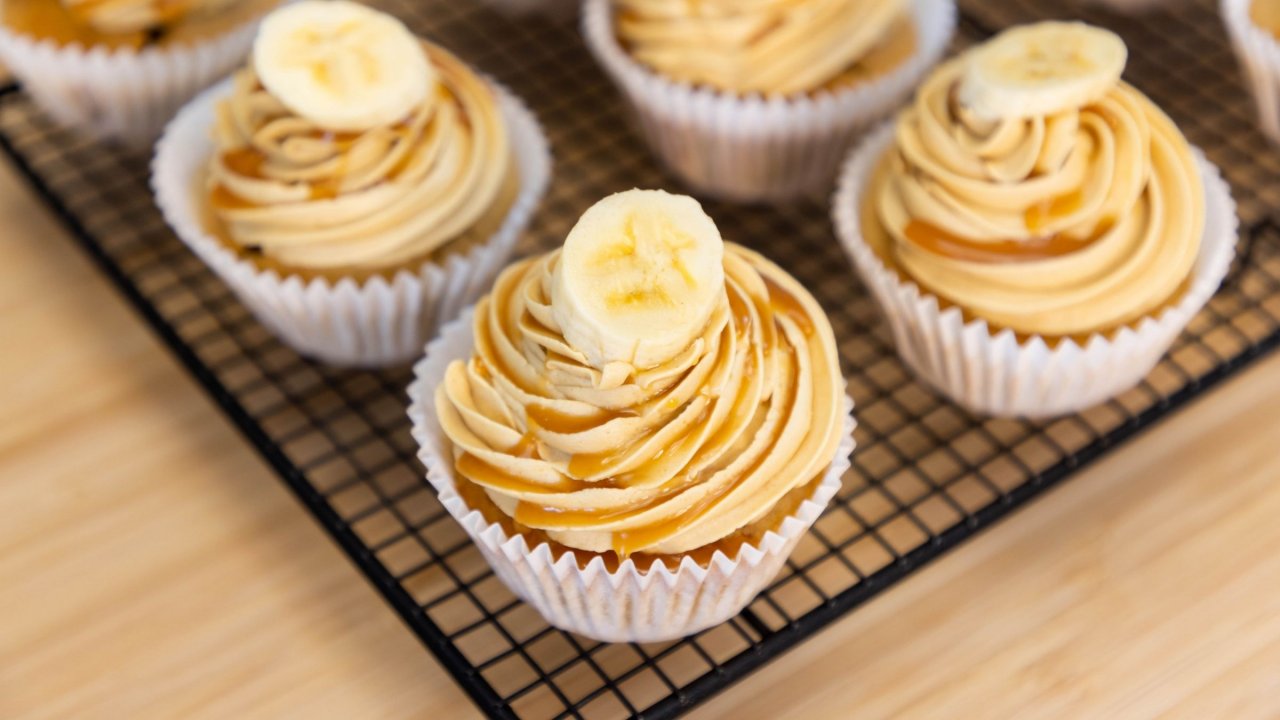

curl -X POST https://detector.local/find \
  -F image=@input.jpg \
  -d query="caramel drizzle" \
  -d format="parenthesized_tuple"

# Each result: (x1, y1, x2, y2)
(455, 453, 578, 495)
(208, 107, 423, 209)
(904, 216, 1114, 265)
(524, 403, 631, 435)
(611, 344, 796, 557)
(564, 402, 708, 480)
(762, 275, 814, 336)
(505, 275, 811, 557)
(1024, 189, 1084, 234)
(900, 185, 1124, 264)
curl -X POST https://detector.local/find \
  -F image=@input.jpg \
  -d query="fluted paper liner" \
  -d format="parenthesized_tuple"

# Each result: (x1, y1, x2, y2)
(581, 0, 955, 202)
(1223, 0, 1280, 143)
(0, 16, 261, 147)
(408, 310, 856, 643)
(833, 122, 1238, 418)
(152, 77, 551, 367)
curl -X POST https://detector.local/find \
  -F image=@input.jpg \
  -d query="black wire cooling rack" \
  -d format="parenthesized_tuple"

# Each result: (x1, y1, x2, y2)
(4, 0, 1280, 717)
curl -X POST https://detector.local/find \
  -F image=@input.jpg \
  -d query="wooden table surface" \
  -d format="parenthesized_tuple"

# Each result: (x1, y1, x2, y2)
(3, 154, 1280, 719)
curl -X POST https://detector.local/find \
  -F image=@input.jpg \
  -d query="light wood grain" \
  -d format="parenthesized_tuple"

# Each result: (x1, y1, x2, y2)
(2, 157, 1279, 718)
(0, 166, 477, 719)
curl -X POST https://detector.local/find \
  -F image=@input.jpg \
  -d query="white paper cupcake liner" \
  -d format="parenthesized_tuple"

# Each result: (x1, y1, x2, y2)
(833, 122, 1239, 419)
(581, 0, 954, 203)
(1223, 0, 1280, 143)
(152, 77, 552, 368)
(407, 309, 856, 643)
(0, 15, 262, 147)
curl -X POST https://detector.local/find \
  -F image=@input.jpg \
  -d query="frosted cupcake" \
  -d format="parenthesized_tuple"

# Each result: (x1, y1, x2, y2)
(834, 22, 1237, 417)
(0, 0, 279, 145)
(408, 189, 854, 642)
(1223, 0, 1280, 143)
(583, 0, 954, 202)
(153, 0, 550, 366)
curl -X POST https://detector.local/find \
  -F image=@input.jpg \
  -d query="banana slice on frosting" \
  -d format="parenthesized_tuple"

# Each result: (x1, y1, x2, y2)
(958, 21, 1127, 121)
(252, 0, 434, 132)
(551, 189, 726, 371)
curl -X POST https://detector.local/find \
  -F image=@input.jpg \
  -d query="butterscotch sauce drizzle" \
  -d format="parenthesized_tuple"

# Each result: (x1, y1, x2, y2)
(510, 431, 538, 459)
(763, 275, 815, 336)
(209, 184, 255, 210)
(612, 347, 797, 558)
(524, 403, 631, 435)
(1024, 189, 1084, 234)
(308, 176, 343, 200)
(903, 217, 1113, 265)
(613, 490, 719, 557)
(221, 147, 264, 178)
(455, 453, 577, 495)
(474, 306, 538, 396)
(513, 483, 683, 529)
(514, 267, 821, 556)
(565, 402, 709, 480)
(209, 77, 468, 218)
(514, 281, 772, 553)
(308, 129, 362, 146)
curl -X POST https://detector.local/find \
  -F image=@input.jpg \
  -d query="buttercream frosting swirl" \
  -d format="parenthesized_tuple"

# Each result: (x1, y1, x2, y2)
(208, 42, 511, 272)
(435, 244, 845, 557)
(864, 58, 1205, 337)
(615, 0, 910, 94)
(61, 0, 239, 35)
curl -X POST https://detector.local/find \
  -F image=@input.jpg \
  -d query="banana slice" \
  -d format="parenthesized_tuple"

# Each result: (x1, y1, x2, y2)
(252, 0, 433, 132)
(551, 190, 726, 371)
(958, 21, 1127, 121)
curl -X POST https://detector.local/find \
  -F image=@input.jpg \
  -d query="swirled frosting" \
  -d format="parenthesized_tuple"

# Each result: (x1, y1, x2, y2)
(615, 0, 914, 94)
(435, 244, 845, 557)
(61, 0, 239, 35)
(208, 42, 512, 273)
(862, 58, 1205, 337)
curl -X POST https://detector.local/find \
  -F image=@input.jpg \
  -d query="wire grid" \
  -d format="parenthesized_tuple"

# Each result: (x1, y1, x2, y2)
(2, 0, 1279, 717)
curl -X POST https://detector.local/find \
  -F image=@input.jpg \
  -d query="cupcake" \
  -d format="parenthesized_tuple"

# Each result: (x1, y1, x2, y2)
(0, 0, 279, 145)
(1224, 0, 1280, 143)
(582, 0, 954, 203)
(153, 0, 550, 367)
(408, 189, 854, 642)
(833, 21, 1238, 418)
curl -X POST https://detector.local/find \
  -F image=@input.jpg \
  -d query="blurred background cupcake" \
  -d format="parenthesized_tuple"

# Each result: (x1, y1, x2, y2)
(153, 0, 550, 367)
(583, 0, 954, 203)
(834, 21, 1238, 418)
(1223, 0, 1280, 143)
(0, 0, 279, 146)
